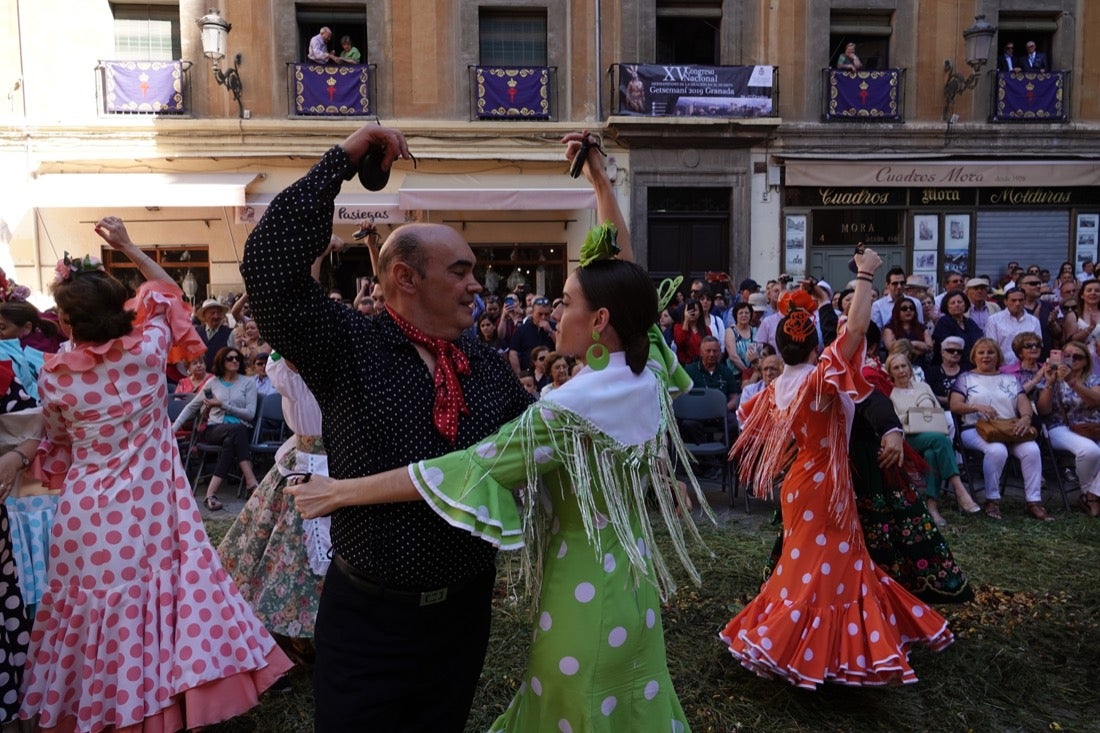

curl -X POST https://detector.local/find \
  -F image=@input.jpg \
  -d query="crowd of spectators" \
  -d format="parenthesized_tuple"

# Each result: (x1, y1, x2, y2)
(659, 260, 1100, 520)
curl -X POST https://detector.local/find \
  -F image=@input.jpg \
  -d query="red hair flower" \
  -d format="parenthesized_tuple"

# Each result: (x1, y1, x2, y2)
(776, 288, 818, 316)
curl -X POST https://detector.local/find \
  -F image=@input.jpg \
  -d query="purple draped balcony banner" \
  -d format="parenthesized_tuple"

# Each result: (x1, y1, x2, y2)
(995, 71, 1066, 121)
(294, 64, 371, 116)
(104, 60, 184, 113)
(476, 67, 550, 119)
(826, 69, 900, 120)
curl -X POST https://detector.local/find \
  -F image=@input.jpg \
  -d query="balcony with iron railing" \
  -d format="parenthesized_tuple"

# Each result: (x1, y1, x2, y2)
(821, 68, 905, 122)
(96, 60, 193, 116)
(990, 69, 1070, 123)
(468, 66, 557, 121)
(286, 62, 377, 117)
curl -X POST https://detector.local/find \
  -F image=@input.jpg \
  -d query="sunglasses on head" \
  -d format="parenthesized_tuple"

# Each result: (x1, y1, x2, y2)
(533, 297, 550, 306)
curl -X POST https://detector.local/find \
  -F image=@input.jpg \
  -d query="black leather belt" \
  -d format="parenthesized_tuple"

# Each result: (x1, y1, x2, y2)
(333, 554, 454, 606)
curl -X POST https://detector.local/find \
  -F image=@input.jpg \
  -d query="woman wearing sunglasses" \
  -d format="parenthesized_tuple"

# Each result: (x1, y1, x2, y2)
(1036, 341, 1100, 517)
(1004, 331, 1046, 399)
(950, 337, 1048, 521)
(173, 346, 260, 510)
(883, 297, 932, 366)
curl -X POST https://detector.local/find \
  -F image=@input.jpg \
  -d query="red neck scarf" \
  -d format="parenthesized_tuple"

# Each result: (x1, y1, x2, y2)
(387, 306, 471, 443)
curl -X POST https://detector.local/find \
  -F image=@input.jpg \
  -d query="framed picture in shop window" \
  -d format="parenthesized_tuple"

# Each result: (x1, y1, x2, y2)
(912, 214, 938, 251)
(945, 214, 970, 248)
(784, 215, 807, 276)
(913, 252, 938, 272)
(1077, 214, 1099, 266)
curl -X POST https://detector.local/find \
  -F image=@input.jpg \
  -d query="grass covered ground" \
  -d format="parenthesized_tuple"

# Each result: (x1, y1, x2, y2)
(206, 494, 1100, 733)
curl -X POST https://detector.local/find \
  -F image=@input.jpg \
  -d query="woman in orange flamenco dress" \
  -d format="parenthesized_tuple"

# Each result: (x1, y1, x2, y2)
(720, 248, 953, 688)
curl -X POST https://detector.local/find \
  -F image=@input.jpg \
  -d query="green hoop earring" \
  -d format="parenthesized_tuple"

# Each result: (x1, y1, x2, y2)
(586, 329, 610, 371)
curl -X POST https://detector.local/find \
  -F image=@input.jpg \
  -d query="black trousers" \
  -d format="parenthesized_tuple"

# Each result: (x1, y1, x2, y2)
(313, 561, 496, 733)
(200, 422, 252, 478)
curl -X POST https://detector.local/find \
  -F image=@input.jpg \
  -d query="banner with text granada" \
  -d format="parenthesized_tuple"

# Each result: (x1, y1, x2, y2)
(615, 64, 774, 118)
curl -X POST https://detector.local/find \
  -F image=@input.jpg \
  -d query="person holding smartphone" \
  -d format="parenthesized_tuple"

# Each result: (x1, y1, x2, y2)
(1036, 341, 1100, 517)
(673, 298, 708, 364)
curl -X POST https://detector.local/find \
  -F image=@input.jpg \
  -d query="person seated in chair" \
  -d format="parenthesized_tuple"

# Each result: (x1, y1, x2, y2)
(681, 336, 738, 444)
(172, 346, 260, 510)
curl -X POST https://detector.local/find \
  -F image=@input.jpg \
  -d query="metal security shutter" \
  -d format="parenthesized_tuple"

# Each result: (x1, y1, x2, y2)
(974, 210, 1069, 281)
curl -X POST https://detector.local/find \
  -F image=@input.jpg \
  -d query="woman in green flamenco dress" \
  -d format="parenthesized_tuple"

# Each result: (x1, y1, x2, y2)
(288, 132, 714, 732)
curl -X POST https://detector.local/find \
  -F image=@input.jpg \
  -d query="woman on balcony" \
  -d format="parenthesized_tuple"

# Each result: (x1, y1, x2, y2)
(338, 35, 361, 64)
(836, 42, 863, 71)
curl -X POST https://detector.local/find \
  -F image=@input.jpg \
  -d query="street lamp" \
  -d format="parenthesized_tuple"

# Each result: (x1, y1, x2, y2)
(197, 9, 244, 118)
(943, 14, 997, 121)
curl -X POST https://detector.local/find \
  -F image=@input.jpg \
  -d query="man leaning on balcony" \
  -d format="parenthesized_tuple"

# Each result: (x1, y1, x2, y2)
(998, 42, 1021, 73)
(308, 26, 337, 64)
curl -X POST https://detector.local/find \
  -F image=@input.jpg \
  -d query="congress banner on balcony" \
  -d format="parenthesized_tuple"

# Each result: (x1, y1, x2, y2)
(476, 67, 550, 119)
(294, 64, 371, 116)
(826, 70, 900, 120)
(616, 64, 774, 117)
(995, 71, 1065, 122)
(104, 61, 184, 113)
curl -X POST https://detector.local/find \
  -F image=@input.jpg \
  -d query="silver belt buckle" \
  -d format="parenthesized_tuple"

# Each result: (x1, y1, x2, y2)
(419, 588, 448, 606)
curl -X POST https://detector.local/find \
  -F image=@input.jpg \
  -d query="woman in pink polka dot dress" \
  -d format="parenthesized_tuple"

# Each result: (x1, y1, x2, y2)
(20, 218, 292, 732)
(722, 250, 954, 689)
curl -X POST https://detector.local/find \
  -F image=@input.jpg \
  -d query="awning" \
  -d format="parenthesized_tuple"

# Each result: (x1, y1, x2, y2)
(398, 174, 597, 211)
(239, 193, 404, 225)
(31, 173, 259, 207)
(784, 159, 1100, 188)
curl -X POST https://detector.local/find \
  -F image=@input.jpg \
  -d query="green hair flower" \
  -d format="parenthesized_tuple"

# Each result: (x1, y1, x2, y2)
(578, 223, 620, 267)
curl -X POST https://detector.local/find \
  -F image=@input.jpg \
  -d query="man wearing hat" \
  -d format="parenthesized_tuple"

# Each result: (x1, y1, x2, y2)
(747, 292, 768, 326)
(964, 277, 1000, 330)
(195, 298, 236, 370)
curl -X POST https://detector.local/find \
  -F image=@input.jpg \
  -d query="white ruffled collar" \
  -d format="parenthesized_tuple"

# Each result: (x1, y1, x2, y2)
(774, 361, 814, 410)
(542, 352, 660, 447)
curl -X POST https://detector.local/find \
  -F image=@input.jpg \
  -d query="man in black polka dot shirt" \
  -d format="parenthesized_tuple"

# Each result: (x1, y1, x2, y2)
(241, 125, 532, 731)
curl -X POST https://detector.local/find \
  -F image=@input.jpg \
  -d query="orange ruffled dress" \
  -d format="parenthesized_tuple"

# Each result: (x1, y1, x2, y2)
(720, 328, 953, 688)
(21, 281, 291, 732)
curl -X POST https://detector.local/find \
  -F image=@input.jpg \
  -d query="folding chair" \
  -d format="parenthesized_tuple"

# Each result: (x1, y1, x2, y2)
(1038, 424, 1082, 511)
(167, 392, 198, 464)
(245, 392, 288, 498)
(672, 387, 742, 510)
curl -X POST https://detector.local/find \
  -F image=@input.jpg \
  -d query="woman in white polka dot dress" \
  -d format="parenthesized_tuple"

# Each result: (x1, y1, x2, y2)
(20, 218, 292, 731)
(723, 248, 954, 689)
(289, 133, 712, 732)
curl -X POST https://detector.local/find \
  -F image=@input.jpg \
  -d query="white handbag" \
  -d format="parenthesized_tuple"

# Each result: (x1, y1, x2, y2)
(904, 393, 950, 435)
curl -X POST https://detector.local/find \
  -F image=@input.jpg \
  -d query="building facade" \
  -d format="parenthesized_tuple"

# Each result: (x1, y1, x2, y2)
(1, 0, 1098, 306)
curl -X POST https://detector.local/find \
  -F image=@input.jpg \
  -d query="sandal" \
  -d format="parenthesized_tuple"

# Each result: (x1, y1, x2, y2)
(203, 496, 223, 511)
(983, 500, 1002, 520)
(1080, 493, 1100, 518)
(1026, 502, 1055, 522)
(955, 487, 981, 514)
